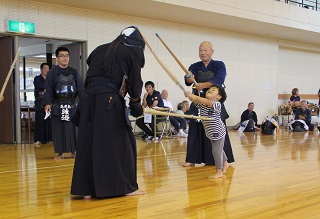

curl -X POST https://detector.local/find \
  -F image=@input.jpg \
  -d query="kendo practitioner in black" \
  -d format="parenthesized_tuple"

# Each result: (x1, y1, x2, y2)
(33, 63, 52, 145)
(183, 41, 234, 167)
(43, 47, 84, 160)
(71, 26, 146, 199)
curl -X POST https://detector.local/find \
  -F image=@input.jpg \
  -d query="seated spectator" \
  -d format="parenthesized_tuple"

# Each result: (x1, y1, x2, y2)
(161, 89, 188, 137)
(290, 100, 314, 131)
(181, 100, 191, 124)
(161, 89, 174, 111)
(290, 88, 300, 102)
(136, 81, 164, 140)
(177, 102, 186, 115)
(177, 102, 189, 133)
(289, 88, 301, 114)
(239, 102, 260, 132)
(182, 100, 190, 115)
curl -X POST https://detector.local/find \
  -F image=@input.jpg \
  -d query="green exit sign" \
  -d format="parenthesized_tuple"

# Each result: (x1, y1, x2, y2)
(6, 20, 35, 34)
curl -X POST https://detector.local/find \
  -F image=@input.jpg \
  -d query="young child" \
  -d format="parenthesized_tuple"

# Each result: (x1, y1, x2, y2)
(185, 85, 229, 178)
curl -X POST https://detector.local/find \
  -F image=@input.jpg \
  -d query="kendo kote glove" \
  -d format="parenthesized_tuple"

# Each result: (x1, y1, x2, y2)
(129, 99, 143, 117)
(185, 71, 193, 78)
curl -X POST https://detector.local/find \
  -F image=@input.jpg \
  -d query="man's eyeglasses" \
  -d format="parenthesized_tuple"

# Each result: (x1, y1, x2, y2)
(58, 54, 70, 58)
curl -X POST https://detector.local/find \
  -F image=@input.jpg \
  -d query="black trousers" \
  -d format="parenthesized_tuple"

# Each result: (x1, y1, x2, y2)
(34, 109, 53, 143)
(136, 116, 157, 137)
(169, 116, 187, 131)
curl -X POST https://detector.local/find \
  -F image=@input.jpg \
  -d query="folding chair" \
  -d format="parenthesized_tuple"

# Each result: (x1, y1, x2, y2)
(153, 108, 172, 140)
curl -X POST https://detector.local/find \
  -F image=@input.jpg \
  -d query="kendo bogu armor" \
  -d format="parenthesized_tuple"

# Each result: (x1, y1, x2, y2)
(189, 66, 229, 121)
(34, 88, 45, 111)
(52, 70, 78, 121)
(192, 70, 214, 97)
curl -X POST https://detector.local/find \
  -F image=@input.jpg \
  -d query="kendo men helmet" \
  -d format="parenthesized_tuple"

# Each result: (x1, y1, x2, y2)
(121, 26, 146, 51)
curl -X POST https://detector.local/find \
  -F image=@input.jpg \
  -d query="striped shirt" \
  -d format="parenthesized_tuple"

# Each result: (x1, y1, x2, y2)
(195, 101, 226, 140)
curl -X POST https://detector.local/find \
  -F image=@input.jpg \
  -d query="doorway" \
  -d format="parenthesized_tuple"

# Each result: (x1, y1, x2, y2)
(0, 35, 87, 144)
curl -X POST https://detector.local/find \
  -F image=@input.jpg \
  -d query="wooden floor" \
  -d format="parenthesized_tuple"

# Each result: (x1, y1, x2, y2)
(1, 128, 320, 218)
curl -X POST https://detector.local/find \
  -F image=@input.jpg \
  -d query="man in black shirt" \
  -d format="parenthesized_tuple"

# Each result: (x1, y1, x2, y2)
(43, 47, 84, 159)
(136, 81, 164, 140)
(71, 26, 146, 198)
(240, 102, 260, 132)
(292, 100, 314, 131)
(33, 63, 52, 145)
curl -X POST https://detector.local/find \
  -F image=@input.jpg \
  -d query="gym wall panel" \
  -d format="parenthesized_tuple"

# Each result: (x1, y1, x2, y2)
(18, 1, 38, 24)
(238, 36, 257, 68)
(86, 10, 103, 53)
(131, 17, 159, 62)
(254, 67, 278, 118)
(254, 39, 277, 69)
(222, 37, 278, 124)
(155, 22, 181, 60)
(166, 0, 320, 33)
(277, 47, 320, 104)
(0, 0, 19, 32)
(102, 13, 131, 48)
(37, 3, 55, 37)
(180, 24, 201, 60)
(224, 64, 241, 122)
(156, 59, 188, 109)
(53, 5, 87, 40)
(221, 35, 240, 67)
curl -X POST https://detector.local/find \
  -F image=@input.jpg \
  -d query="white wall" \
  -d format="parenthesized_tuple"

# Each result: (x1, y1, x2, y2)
(277, 46, 320, 106)
(159, 0, 320, 33)
(1, 0, 320, 125)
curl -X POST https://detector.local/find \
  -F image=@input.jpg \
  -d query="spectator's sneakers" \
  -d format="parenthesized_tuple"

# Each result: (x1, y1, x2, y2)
(177, 131, 188, 137)
(143, 133, 162, 141)
(145, 135, 153, 140)
(171, 127, 178, 135)
(141, 134, 147, 139)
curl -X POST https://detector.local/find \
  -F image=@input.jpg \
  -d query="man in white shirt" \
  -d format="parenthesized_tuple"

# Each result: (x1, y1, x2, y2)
(177, 102, 187, 115)
(161, 89, 188, 137)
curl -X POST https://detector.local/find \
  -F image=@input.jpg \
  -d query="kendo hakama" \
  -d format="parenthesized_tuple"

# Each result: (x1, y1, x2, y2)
(70, 89, 139, 197)
(43, 66, 84, 154)
(184, 59, 235, 165)
(186, 102, 234, 165)
(71, 32, 145, 197)
(34, 75, 52, 144)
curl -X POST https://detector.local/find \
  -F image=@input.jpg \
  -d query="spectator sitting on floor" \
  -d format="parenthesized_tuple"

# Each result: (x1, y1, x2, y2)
(290, 100, 314, 131)
(239, 102, 260, 132)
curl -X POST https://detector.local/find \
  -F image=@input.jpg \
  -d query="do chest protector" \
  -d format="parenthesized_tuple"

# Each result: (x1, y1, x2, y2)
(192, 70, 214, 97)
(53, 73, 78, 100)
